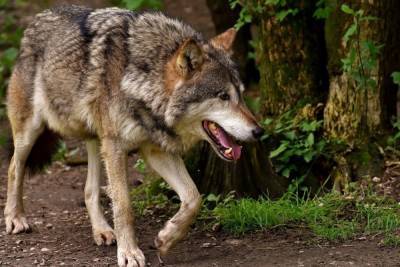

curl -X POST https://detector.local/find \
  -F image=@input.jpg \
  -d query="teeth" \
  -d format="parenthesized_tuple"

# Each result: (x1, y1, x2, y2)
(209, 122, 217, 131)
(224, 147, 232, 155)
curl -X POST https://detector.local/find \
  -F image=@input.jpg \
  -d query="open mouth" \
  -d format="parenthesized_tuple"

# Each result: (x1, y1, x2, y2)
(202, 120, 242, 161)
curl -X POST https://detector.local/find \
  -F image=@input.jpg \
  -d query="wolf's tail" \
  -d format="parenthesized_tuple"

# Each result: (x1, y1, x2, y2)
(7, 127, 61, 174)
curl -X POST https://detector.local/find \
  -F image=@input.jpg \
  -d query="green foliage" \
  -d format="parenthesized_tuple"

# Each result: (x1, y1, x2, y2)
(0, 1, 24, 101)
(134, 158, 147, 174)
(130, 179, 235, 218)
(230, 0, 253, 29)
(244, 95, 261, 114)
(386, 119, 400, 148)
(340, 3, 354, 15)
(340, 4, 382, 91)
(202, 192, 235, 210)
(0, 132, 7, 147)
(129, 180, 400, 244)
(52, 141, 67, 161)
(383, 234, 400, 247)
(262, 108, 326, 180)
(230, 0, 339, 29)
(392, 71, 400, 86)
(387, 73, 400, 148)
(131, 178, 175, 215)
(213, 191, 400, 241)
(229, 0, 299, 29)
(114, 0, 163, 10)
(275, 8, 298, 22)
(313, 0, 334, 19)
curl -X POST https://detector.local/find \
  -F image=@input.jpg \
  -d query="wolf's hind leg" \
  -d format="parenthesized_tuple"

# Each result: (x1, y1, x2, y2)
(85, 139, 116, 246)
(141, 146, 202, 256)
(5, 119, 44, 234)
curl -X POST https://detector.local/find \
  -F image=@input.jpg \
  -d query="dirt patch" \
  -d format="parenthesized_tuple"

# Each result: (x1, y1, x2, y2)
(0, 147, 399, 267)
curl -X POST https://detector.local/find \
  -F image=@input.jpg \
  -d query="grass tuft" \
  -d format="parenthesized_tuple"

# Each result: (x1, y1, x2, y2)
(130, 177, 400, 244)
(383, 233, 400, 247)
(213, 192, 400, 241)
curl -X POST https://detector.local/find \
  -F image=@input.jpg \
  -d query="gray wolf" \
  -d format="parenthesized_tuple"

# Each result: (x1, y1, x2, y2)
(5, 5, 264, 266)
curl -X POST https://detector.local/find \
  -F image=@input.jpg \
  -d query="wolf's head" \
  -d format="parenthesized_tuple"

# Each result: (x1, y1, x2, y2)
(165, 28, 264, 161)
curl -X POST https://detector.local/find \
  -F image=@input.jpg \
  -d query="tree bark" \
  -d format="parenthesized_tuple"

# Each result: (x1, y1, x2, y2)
(187, 142, 287, 198)
(257, 0, 328, 116)
(323, 0, 400, 186)
(324, 0, 378, 142)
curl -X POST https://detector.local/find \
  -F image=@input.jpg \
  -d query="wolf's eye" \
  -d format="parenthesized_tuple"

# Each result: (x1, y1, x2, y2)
(219, 92, 230, 101)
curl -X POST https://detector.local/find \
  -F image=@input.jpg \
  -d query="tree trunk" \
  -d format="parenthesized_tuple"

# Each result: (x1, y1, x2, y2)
(323, 0, 400, 185)
(258, 0, 328, 116)
(206, 0, 257, 84)
(187, 0, 327, 197)
(187, 142, 287, 198)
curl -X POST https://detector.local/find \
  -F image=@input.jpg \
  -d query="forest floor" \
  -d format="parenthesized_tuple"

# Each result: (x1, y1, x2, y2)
(1, 142, 400, 267)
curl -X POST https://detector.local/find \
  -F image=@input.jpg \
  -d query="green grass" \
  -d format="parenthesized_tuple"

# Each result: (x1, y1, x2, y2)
(130, 177, 400, 244)
(213, 192, 400, 241)
(130, 177, 178, 216)
(383, 233, 400, 247)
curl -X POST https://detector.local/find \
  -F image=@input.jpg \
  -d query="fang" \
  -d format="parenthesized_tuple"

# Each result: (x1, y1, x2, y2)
(225, 147, 232, 154)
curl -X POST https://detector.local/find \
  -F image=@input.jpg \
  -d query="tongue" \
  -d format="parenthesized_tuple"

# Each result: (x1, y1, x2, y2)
(215, 125, 242, 160)
(231, 145, 242, 161)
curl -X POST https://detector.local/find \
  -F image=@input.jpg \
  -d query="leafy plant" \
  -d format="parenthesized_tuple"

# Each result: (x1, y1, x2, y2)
(52, 141, 68, 161)
(313, 0, 334, 19)
(114, 0, 163, 10)
(386, 72, 400, 148)
(130, 178, 175, 215)
(340, 4, 382, 91)
(386, 119, 400, 149)
(230, 0, 254, 29)
(262, 108, 326, 180)
(134, 158, 147, 174)
(229, 0, 299, 29)
(392, 71, 400, 86)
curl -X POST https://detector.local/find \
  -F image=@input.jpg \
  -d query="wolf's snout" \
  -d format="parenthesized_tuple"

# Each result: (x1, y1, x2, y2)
(252, 126, 265, 140)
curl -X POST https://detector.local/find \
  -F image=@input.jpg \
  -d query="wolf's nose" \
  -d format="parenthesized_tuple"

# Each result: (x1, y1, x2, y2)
(252, 127, 265, 139)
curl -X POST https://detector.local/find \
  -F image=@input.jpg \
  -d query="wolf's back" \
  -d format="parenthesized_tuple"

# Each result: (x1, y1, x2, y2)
(17, 5, 202, 97)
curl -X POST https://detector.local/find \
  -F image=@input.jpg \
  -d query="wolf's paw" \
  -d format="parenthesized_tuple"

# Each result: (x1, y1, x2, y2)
(155, 221, 187, 256)
(117, 246, 145, 267)
(93, 227, 116, 246)
(5, 214, 31, 234)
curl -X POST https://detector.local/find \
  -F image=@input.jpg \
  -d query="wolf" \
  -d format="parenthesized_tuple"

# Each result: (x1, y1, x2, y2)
(5, 5, 264, 266)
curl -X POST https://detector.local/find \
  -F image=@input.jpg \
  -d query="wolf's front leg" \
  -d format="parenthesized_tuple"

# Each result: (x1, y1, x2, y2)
(101, 139, 145, 267)
(141, 146, 202, 256)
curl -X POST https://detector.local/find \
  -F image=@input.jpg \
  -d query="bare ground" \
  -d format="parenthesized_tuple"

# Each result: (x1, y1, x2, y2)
(0, 142, 399, 267)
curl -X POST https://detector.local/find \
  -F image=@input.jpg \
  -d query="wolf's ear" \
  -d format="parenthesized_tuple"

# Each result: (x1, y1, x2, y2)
(210, 28, 237, 53)
(176, 39, 203, 77)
